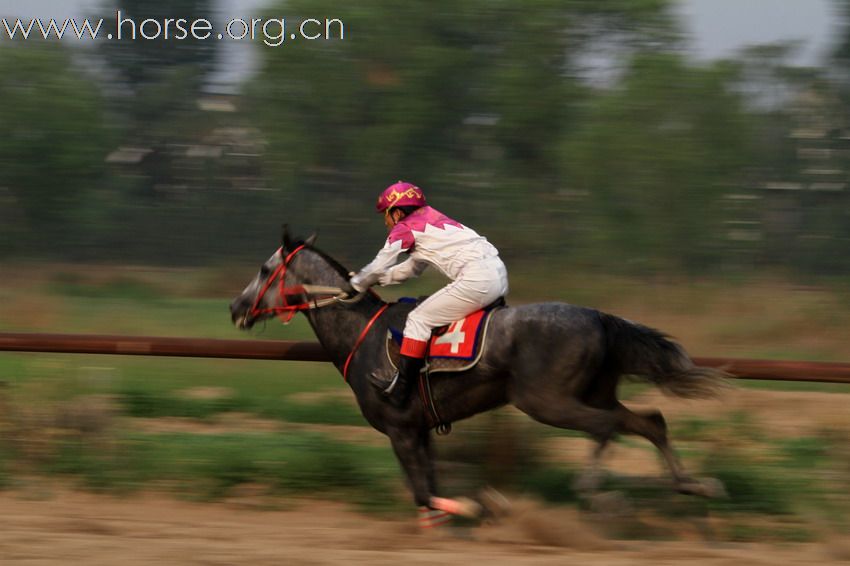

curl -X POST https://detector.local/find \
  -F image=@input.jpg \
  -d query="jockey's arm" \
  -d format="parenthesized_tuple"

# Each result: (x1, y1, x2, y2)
(350, 238, 407, 292)
(379, 257, 428, 286)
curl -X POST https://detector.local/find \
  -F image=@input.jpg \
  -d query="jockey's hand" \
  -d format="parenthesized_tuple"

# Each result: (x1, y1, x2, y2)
(348, 271, 377, 294)
(341, 273, 359, 296)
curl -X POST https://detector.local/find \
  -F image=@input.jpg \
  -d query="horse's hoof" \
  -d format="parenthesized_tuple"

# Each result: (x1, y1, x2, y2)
(698, 477, 728, 499)
(453, 496, 483, 518)
(479, 487, 512, 519)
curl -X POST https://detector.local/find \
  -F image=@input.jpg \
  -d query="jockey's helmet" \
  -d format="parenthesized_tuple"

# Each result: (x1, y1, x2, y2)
(376, 181, 426, 213)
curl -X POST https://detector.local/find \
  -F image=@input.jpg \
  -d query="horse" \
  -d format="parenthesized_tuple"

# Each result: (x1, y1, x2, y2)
(229, 228, 728, 526)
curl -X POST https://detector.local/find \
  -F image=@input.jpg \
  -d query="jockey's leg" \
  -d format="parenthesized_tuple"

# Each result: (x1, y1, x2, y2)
(383, 342, 426, 408)
(384, 281, 496, 407)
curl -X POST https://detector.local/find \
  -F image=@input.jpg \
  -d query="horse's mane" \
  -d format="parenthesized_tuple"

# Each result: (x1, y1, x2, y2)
(290, 239, 352, 281)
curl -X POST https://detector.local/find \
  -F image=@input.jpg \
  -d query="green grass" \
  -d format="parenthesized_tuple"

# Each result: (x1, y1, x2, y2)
(42, 430, 401, 508)
(698, 430, 846, 518)
(116, 383, 366, 426)
(670, 417, 717, 441)
(777, 436, 831, 469)
(725, 522, 815, 543)
(703, 456, 796, 515)
(517, 466, 581, 503)
(48, 273, 165, 302)
(260, 397, 366, 426)
(117, 386, 255, 419)
(0, 353, 347, 410)
(0, 451, 9, 490)
(734, 378, 850, 394)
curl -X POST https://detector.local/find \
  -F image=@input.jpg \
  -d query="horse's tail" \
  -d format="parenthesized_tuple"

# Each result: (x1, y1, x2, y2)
(598, 312, 729, 399)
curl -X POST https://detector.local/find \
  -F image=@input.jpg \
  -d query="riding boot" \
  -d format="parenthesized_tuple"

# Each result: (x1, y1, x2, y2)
(382, 354, 424, 408)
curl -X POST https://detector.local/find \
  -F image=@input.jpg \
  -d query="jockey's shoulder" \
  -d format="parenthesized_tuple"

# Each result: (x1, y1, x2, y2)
(399, 206, 464, 233)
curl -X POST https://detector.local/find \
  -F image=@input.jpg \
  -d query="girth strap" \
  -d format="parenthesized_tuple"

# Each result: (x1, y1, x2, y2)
(418, 369, 451, 435)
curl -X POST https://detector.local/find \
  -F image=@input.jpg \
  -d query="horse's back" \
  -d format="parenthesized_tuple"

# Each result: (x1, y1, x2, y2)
(484, 302, 607, 392)
(491, 302, 604, 343)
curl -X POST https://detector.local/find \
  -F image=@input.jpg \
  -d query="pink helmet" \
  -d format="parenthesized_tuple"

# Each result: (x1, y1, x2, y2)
(375, 181, 426, 213)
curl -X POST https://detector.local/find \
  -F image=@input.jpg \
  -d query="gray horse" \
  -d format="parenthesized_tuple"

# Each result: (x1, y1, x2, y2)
(230, 230, 727, 522)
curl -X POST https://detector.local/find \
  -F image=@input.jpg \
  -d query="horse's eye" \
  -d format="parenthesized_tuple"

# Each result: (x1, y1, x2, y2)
(260, 265, 271, 278)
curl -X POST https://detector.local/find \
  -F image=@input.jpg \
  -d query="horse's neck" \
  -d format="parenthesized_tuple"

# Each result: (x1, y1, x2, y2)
(294, 248, 386, 372)
(304, 297, 385, 370)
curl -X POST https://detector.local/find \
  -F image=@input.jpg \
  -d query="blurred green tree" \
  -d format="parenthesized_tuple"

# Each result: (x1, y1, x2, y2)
(97, 0, 219, 198)
(561, 53, 753, 273)
(733, 39, 850, 276)
(246, 0, 679, 258)
(98, 0, 217, 89)
(87, 0, 269, 264)
(0, 43, 108, 253)
(829, 0, 850, 274)
(833, 0, 850, 70)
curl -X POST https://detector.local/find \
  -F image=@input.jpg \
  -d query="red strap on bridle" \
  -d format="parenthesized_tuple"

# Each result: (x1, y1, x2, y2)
(249, 245, 310, 323)
(342, 303, 389, 381)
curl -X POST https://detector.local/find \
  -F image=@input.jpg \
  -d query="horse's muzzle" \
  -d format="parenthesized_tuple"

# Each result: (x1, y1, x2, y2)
(229, 297, 254, 330)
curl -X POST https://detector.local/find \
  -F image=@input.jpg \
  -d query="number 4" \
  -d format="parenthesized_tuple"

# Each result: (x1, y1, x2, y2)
(434, 321, 466, 353)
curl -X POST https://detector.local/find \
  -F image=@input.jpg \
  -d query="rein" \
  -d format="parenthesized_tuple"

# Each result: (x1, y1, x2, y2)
(343, 303, 389, 381)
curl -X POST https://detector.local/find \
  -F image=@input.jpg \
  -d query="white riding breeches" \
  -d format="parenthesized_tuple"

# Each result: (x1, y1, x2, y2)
(404, 257, 508, 344)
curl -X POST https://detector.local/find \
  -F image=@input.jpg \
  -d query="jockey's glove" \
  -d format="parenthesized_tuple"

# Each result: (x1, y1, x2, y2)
(349, 271, 379, 293)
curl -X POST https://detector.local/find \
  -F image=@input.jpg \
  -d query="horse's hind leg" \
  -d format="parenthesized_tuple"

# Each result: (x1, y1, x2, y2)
(572, 437, 610, 493)
(615, 404, 724, 497)
(615, 406, 685, 479)
(522, 396, 620, 443)
(520, 397, 622, 493)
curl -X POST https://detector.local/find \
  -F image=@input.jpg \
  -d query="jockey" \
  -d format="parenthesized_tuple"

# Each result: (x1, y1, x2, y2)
(350, 181, 509, 408)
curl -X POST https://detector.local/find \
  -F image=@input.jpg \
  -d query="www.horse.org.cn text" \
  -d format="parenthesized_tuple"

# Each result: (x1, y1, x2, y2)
(0, 13, 345, 47)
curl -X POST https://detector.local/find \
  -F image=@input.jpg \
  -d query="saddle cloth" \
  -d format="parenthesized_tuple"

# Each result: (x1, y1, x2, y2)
(385, 301, 501, 373)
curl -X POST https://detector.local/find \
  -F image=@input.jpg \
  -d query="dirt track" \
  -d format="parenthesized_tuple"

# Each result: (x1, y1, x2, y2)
(1, 389, 849, 565)
(0, 489, 847, 565)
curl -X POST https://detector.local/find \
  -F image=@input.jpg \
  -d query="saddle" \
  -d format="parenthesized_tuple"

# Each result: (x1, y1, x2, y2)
(384, 297, 505, 374)
(382, 297, 505, 434)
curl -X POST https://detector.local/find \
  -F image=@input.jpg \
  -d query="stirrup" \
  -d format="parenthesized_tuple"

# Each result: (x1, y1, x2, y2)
(368, 370, 397, 394)
(382, 372, 401, 396)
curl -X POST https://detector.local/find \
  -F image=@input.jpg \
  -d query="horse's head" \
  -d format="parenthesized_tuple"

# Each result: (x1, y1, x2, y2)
(229, 226, 353, 329)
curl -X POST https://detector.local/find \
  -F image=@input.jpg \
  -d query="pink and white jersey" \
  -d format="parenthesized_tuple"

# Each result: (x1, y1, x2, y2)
(351, 206, 503, 288)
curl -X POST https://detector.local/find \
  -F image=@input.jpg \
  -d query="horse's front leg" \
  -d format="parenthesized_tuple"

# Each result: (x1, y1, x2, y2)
(389, 426, 445, 528)
(388, 426, 481, 529)
(388, 426, 432, 506)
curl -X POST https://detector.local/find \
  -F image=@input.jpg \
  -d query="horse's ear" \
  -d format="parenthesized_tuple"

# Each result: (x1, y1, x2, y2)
(304, 231, 318, 247)
(282, 224, 293, 250)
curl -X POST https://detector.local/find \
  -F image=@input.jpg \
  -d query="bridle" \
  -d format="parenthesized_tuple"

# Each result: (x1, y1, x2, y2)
(247, 244, 389, 381)
(249, 245, 358, 324)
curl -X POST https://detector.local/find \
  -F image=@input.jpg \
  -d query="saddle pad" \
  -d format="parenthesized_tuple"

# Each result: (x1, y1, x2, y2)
(384, 307, 498, 374)
(429, 309, 488, 359)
